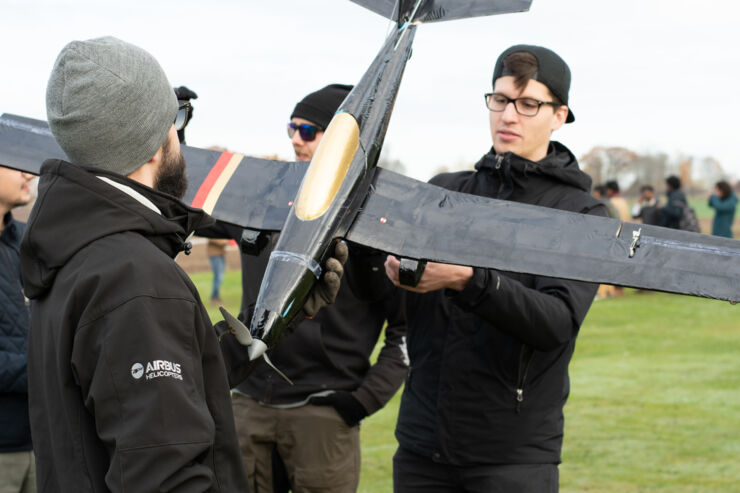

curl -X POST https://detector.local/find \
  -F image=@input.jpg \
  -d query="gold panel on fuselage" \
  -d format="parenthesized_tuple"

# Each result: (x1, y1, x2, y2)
(294, 112, 360, 221)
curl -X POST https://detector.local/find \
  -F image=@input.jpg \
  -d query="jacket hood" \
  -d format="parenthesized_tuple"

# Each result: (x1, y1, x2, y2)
(475, 141, 593, 197)
(20, 160, 213, 298)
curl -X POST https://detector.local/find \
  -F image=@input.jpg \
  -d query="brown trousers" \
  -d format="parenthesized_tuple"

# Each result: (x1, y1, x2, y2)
(0, 451, 36, 493)
(232, 393, 361, 493)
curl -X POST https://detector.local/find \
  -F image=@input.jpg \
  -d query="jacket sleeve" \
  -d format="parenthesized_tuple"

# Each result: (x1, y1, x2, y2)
(447, 203, 606, 352)
(215, 317, 265, 389)
(709, 195, 737, 212)
(351, 289, 408, 416)
(71, 296, 221, 492)
(450, 268, 597, 351)
(194, 220, 242, 240)
(662, 196, 684, 221)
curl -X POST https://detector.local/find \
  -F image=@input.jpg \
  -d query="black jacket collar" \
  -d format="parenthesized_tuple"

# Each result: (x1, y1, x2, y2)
(474, 142, 592, 201)
(21, 160, 214, 298)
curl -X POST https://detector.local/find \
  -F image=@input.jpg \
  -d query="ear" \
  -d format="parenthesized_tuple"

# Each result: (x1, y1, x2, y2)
(126, 147, 162, 187)
(550, 105, 568, 132)
(147, 146, 164, 166)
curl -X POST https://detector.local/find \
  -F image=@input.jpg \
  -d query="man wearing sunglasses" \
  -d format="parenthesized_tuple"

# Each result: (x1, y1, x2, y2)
(287, 84, 351, 161)
(229, 84, 408, 493)
(19, 37, 343, 492)
(385, 45, 607, 492)
(174, 85, 197, 144)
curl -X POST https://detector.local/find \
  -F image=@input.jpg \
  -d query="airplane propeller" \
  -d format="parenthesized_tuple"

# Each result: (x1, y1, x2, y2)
(218, 306, 294, 385)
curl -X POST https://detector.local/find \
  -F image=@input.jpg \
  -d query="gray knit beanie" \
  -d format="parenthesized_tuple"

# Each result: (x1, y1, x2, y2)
(46, 36, 177, 176)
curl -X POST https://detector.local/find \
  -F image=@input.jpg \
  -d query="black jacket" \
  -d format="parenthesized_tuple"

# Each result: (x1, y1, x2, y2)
(661, 189, 688, 229)
(632, 200, 662, 226)
(395, 143, 607, 465)
(233, 232, 407, 416)
(1, 212, 32, 452)
(21, 161, 254, 492)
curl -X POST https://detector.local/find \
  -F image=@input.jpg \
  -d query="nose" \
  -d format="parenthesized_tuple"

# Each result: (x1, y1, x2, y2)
(291, 129, 304, 146)
(501, 101, 519, 122)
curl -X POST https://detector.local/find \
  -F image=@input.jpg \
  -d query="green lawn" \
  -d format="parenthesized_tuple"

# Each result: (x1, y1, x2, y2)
(688, 197, 715, 221)
(191, 271, 740, 492)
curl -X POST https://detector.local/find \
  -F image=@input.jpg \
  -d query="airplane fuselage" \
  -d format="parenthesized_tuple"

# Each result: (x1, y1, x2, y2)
(247, 25, 417, 359)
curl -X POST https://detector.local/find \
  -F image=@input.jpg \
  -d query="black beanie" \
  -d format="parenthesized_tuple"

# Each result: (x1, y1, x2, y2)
(290, 84, 353, 129)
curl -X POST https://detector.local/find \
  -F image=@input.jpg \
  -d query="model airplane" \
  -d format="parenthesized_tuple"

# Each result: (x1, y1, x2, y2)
(1, 0, 739, 371)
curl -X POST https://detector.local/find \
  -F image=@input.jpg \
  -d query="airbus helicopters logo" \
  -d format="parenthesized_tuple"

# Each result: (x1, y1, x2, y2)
(131, 360, 183, 381)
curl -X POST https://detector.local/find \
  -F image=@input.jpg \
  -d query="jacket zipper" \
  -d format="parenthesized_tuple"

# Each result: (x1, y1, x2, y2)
(494, 155, 506, 197)
(515, 345, 535, 413)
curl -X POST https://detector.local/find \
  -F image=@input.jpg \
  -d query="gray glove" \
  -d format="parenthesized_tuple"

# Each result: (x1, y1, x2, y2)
(302, 241, 348, 318)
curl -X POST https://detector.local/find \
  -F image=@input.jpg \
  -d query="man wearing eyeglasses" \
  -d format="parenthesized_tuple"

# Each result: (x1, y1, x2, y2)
(19, 37, 343, 492)
(385, 45, 607, 492)
(229, 84, 408, 493)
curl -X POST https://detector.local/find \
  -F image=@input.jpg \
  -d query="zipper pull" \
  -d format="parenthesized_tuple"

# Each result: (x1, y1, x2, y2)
(515, 388, 524, 413)
(495, 155, 503, 169)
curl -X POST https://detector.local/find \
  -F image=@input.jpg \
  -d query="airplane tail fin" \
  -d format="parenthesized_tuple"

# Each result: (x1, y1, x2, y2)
(349, 0, 532, 25)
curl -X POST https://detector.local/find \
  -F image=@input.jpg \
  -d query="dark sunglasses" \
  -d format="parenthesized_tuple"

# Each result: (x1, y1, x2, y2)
(174, 102, 192, 131)
(287, 122, 322, 142)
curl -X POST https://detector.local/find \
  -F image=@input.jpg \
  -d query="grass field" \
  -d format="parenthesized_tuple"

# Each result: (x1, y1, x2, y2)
(191, 271, 740, 492)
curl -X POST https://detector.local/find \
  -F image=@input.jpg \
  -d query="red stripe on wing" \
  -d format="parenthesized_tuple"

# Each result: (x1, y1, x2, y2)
(191, 151, 234, 209)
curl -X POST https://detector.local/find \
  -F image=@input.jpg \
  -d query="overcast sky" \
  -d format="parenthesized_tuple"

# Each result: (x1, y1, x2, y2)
(2, 0, 740, 182)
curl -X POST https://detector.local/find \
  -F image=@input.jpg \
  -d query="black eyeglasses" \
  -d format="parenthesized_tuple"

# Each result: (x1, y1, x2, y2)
(174, 102, 192, 131)
(287, 122, 322, 142)
(484, 92, 559, 117)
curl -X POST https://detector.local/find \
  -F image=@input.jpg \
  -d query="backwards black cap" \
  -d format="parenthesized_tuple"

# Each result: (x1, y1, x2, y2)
(290, 84, 353, 129)
(492, 44, 575, 123)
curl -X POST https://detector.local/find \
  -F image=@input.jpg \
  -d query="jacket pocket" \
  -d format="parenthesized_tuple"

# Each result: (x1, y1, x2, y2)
(515, 345, 535, 413)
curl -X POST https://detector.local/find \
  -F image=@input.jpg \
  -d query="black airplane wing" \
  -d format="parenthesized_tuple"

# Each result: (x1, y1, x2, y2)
(0, 114, 56, 176)
(348, 0, 532, 23)
(345, 167, 740, 302)
(3, 113, 738, 302)
(0, 113, 305, 232)
(182, 148, 304, 231)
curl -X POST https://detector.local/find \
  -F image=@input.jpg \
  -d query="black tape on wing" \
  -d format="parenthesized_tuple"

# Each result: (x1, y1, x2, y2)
(346, 167, 740, 301)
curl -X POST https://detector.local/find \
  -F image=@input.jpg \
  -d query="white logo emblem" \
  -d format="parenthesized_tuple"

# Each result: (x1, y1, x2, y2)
(131, 359, 183, 382)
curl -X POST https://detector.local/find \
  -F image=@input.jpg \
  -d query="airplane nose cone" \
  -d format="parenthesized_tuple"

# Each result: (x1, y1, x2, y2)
(248, 339, 268, 361)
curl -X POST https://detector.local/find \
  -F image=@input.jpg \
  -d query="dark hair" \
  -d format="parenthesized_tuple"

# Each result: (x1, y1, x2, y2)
(716, 180, 732, 200)
(503, 52, 563, 106)
(666, 175, 681, 190)
(593, 184, 607, 197)
(605, 180, 619, 193)
(640, 185, 655, 193)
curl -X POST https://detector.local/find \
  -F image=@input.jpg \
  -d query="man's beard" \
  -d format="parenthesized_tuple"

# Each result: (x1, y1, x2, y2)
(154, 137, 188, 199)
